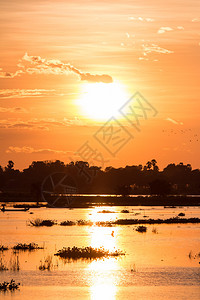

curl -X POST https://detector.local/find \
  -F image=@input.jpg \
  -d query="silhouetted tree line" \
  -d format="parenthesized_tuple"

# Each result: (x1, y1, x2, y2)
(0, 159, 200, 196)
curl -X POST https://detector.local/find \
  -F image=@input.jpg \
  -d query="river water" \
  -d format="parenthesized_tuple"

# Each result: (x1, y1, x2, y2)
(0, 206, 199, 299)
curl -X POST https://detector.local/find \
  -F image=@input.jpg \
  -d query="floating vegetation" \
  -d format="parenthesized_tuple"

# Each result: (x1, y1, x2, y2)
(0, 258, 8, 271)
(95, 221, 113, 227)
(29, 218, 56, 227)
(97, 210, 115, 213)
(12, 243, 43, 251)
(60, 221, 76, 226)
(0, 245, 8, 252)
(152, 227, 158, 234)
(121, 210, 129, 213)
(77, 219, 93, 226)
(0, 279, 20, 291)
(27, 217, 200, 228)
(135, 225, 147, 233)
(113, 217, 200, 225)
(178, 212, 185, 217)
(39, 255, 54, 270)
(55, 246, 125, 260)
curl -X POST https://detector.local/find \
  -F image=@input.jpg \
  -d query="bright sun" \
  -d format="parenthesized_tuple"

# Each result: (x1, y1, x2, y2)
(77, 82, 129, 121)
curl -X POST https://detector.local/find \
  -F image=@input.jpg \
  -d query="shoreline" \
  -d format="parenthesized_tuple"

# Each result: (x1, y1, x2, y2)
(0, 193, 200, 207)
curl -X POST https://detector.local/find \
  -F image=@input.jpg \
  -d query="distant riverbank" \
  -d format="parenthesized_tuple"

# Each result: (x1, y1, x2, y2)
(0, 192, 200, 207)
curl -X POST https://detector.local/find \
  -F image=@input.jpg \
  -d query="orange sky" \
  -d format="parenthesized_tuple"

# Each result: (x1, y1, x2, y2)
(0, 0, 200, 170)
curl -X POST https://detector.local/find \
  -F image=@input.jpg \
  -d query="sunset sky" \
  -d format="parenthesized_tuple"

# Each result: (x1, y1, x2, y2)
(0, 0, 199, 170)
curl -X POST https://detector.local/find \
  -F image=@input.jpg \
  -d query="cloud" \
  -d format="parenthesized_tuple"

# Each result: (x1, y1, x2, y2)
(0, 68, 24, 79)
(21, 53, 113, 83)
(192, 18, 200, 22)
(0, 89, 59, 99)
(157, 26, 184, 34)
(6, 146, 69, 155)
(157, 27, 173, 34)
(0, 107, 27, 113)
(0, 117, 86, 130)
(129, 17, 154, 22)
(166, 118, 183, 125)
(0, 53, 113, 83)
(143, 44, 174, 55)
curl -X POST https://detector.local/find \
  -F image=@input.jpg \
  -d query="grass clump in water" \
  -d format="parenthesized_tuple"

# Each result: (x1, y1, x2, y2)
(60, 221, 76, 226)
(152, 227, 158, 234)
(0, 245, 8, 252)
(29, 218, 56, 227)
(55, 246, 125, 259)
(121, 209, 129, 213)
(97, 210, 115, 213)
(135, 225, 147, 233)
(12, 243, 43, 251)
(178, 212, 185, 217)
(39, 255, 56, 270)
(77, 219, 93, 226)
(0, 279, 20, 291)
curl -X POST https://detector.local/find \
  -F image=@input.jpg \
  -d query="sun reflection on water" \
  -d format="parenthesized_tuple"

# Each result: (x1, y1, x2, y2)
(89, 257, 119, 300)
(87, 214, 121, 300)
(90, 282, 117, 300)
(89, 207, 119, 223)
(89, 226, 118, 252)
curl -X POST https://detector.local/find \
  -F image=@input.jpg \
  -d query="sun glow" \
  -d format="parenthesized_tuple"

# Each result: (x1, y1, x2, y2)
(77, 82, 129, 121)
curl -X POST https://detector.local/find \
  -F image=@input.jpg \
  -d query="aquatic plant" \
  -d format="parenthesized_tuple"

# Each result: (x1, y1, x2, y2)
(29, 218, 56, 227)
(188, 251, 200, 260)
(77, 219, 93, 226)
(12, 243, 43, 251)
(0, 258, 8, 271)
(39, 255, 54, 270)
(95, 221, 113, 227)
(55, 246, 125, 259)
(9, 255, 20, 271)
(28, 217, 200, 228)
(152, 227, 158, 234)
(97, 210, 115, 213)
(121, 210, 129, 213)
(178, 212, 185, 217)
(60, 221, 76, 226)
(0, 245, 9, 252)
(113, 217, 200, 225)
(135, 225, 147, 233)
(0, 279, 20, 291)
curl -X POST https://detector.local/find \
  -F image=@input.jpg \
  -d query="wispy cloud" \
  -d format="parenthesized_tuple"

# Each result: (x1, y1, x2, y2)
(157, 26, 184, 34)
(157, 27, 173, 34)
(22, 53, 113, 83)
(0, 68, 24, 79)
(143, 44, 174, 55)
(0, 53, 113, 83)
(0, 53, 113, 84)
(6, 146, 70, 155)
(0, 89, 60, 99)
(128, 16, 154, 22)
(166, 118, 183, 125)
(0, 107, 27, 113)
(192, 18, 200, 22)
(0, 117, 86, 130)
